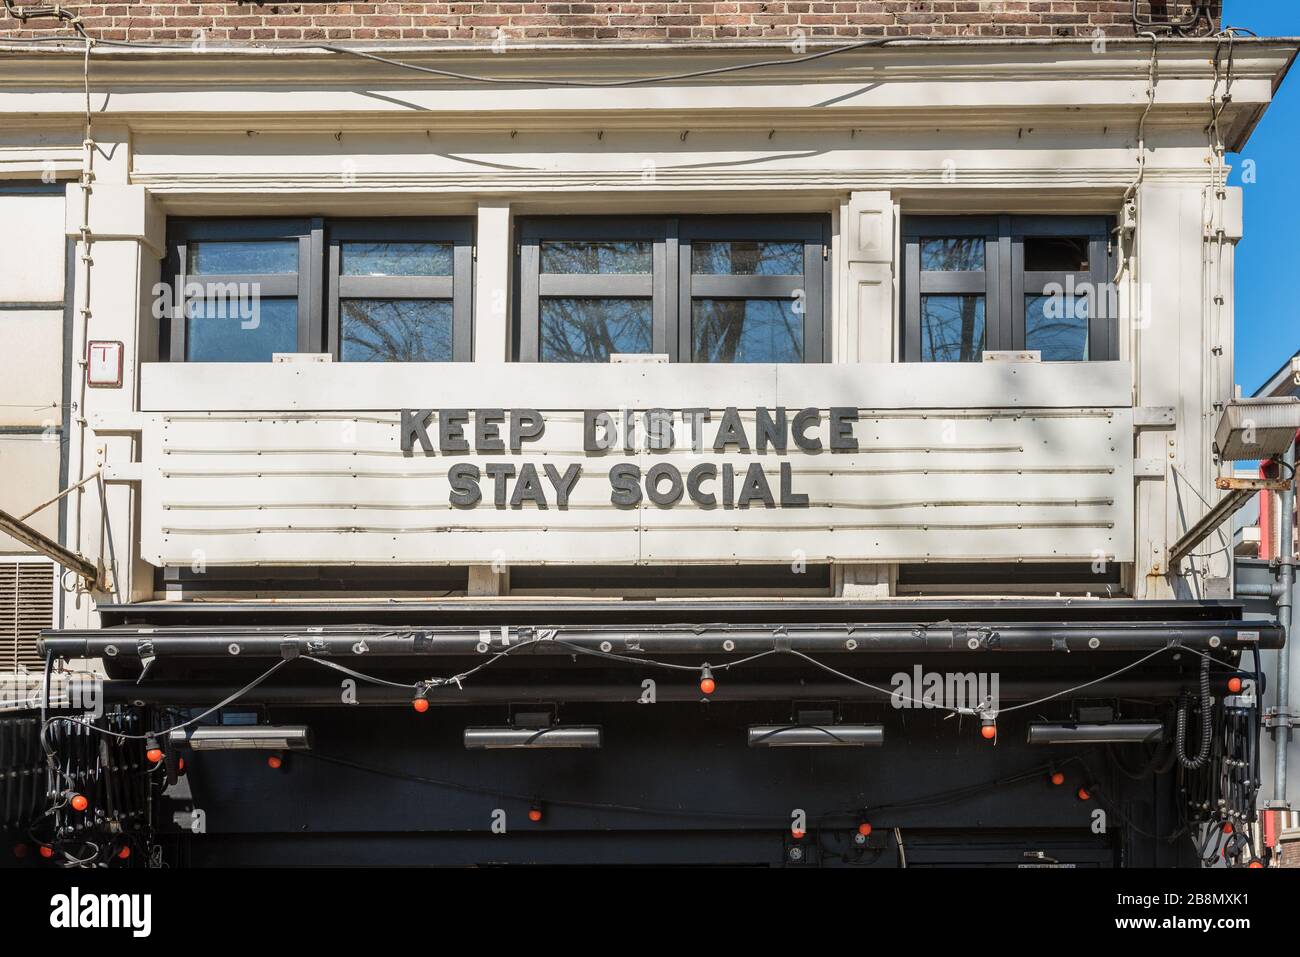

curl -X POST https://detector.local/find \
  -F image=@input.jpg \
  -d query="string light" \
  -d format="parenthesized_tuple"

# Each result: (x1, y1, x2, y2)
(698, 665, 716, 696)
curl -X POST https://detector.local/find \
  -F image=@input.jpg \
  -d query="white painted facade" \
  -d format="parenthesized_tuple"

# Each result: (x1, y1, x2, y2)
(0, 37, 1294, 620)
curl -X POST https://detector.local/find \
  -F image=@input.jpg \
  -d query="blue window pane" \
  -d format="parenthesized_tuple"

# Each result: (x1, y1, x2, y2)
(185, 298, 298, 361)
(186, 240, 298, 275)
(539, 298, 651, 362)
(1026, 294, 1089, 361)
(691, 241, 803, 275)
(540, 241, 651, 274)
(692, 299, 803, 363)
(920, 294, 985, 362)
(341, 242, 453, 277)
(341, 299, 453, 362)
(921, 238, 984, 272)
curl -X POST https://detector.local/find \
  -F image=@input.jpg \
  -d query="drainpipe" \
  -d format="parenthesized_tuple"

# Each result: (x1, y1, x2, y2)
(1237, 436, 1297, 815)
(1275, 437, 1296, 806)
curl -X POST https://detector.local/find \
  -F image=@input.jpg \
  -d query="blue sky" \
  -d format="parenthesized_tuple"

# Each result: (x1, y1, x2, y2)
(1225, 0, 1300, 393)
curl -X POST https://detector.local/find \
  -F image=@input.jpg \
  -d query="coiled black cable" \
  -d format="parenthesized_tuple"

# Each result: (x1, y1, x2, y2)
(1176, 654, 1212, 770)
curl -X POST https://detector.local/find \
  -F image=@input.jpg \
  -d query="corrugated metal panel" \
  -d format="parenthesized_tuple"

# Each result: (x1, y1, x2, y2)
(0, 559, 55, 672)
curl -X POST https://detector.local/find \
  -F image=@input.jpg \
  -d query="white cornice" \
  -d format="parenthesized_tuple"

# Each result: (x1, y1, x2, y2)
(0, 38, 1292, 149)
(132, 167, 1212, 191)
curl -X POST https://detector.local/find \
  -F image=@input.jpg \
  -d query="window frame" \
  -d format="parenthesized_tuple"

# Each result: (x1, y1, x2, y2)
(901, 214, 1115, 362)
(165, 218, 320, 361)
(516, 216, 670, 362)
(163, 217, 475, 362)
(515, 214, 829, 363)
(678, 215, 827, 364)
(326, 218, 475, 362)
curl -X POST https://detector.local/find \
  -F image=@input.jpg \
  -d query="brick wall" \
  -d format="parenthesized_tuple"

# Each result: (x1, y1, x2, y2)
(0, 2, 1222, 45)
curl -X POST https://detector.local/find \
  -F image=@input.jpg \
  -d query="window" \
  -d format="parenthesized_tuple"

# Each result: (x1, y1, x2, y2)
(901, 216, 1115, 362)
(164, 218, 473, 362)
(515, 215, 827, 362)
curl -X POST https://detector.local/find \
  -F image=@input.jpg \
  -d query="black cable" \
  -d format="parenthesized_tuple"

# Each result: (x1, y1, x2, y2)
(1175, 653, 1212, 770)
(0, 28, 1165, 94)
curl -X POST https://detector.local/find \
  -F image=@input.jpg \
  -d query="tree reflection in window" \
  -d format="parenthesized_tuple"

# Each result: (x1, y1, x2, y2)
(541, 241, 651, 274)
(691, 241, 802, 276)
(1025, 294, 1089, 361)
(693, 299, 802, 363)
(920, 295, 985, 362)
(341, 242, 453, 276)
(921, 237, 985, 272)
(341, 299, 453, 361)
(539, 298, 652, 362)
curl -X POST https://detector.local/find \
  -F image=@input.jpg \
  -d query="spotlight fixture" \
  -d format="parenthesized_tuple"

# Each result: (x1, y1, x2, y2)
(1213, 397, 1300, 461)
(1026, 722, 1164, 745)
(167, 725, 313, 752)
(747, 724, 884, 748)
(463, 726, 603, 749)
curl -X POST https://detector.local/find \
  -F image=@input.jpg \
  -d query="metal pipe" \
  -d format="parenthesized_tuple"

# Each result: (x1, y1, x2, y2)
(1237, 583, 1278, 598)
(39, 619, 1281, 660)
(1275, 437, 1296, 805)
(0, 506, 99, 584)
(97, 678, 1203, 707)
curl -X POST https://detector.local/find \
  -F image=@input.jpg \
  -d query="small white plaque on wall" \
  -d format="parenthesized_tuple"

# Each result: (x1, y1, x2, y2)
(87, 340, 123, 388)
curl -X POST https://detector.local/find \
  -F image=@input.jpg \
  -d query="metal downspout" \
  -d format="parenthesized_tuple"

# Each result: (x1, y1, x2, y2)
(1276, 438, 1296, 805)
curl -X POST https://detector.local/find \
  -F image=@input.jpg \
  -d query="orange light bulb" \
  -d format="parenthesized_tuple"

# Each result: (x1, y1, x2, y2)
(980, 724, 997, 740)
(412, 697, 430, 713)
(857, 823, 872, 837)
(267, 755, 283, 769)
(1077, 787, 1091, 801)
(146, 748, 164, 763)
(70, 794, 89, 812)
(1050, 772, 1065, 786)
(117, 846, 131, 860)
(1227, 677, 1243, 694)
(528, 807, 543, 822)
